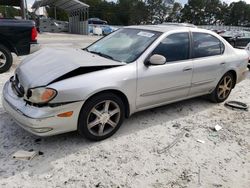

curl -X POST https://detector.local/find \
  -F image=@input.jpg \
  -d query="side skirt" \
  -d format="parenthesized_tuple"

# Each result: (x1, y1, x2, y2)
(132, 91, 213, 115)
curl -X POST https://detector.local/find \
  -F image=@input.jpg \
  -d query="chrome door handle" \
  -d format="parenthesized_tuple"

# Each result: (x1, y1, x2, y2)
(220, 62, 226, 65)
(183, 67, 192, 72)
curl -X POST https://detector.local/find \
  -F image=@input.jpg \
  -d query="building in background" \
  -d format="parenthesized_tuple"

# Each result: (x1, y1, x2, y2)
(32, 0, 89, 35)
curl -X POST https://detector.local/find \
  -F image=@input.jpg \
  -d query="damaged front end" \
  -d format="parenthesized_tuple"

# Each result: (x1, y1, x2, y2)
(15, 48, 125, 89)
(12, 47, 125, 106)
(2, 47, 127, 136)
(2, 76, 85, 136)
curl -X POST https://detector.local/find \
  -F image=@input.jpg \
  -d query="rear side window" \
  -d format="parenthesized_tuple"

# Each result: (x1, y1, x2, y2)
(192, 33, 224, 58)
(152, 32, 190, 62)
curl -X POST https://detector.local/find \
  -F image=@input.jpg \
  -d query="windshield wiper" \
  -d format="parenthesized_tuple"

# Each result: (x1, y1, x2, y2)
(88, 50, 115, 60)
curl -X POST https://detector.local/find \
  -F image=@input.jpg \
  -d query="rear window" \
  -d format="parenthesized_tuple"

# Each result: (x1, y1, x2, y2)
(192, 32, 224, 58)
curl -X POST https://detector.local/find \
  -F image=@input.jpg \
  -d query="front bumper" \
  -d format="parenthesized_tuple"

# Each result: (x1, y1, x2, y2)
(2, 80, 84, 136)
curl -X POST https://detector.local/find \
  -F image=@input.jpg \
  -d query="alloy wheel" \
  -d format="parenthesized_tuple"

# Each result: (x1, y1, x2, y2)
(87, 100, 121, 137)
(0, 51, 7, 68)
(217, 75, 233, 100)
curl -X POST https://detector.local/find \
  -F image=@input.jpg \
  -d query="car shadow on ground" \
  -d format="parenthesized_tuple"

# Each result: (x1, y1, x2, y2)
(0, 96, 216, 179)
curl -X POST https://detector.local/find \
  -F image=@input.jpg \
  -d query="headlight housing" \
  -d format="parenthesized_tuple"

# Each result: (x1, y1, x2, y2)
(28, 87, 57, 104)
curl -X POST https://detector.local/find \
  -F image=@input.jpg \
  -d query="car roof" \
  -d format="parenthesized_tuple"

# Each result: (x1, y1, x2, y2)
(125, 25, 213, 34)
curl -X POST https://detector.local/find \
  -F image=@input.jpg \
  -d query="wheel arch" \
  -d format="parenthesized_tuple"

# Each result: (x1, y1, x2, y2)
(85, 89, 130, 118)
(0, 36, 17, 54)
(227, 70, 237, 88)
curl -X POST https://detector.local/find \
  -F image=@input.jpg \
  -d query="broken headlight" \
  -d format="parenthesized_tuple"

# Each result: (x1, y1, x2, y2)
(28, 87, 57, 104)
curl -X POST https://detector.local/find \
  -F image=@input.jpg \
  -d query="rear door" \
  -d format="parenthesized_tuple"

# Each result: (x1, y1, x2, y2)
(189, 32, 226, 95)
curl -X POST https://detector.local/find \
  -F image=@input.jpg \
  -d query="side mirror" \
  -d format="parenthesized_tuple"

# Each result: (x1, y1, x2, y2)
(148, 54, 166, 66)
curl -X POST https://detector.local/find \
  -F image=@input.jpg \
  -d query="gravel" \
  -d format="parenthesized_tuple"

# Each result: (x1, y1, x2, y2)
(0, 33, 249, 188)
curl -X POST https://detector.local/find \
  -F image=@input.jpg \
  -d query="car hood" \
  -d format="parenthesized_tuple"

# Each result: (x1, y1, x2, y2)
(16, 48, 125, 89)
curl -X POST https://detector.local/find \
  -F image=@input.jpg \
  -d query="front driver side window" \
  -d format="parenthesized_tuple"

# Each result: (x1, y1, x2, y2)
(152, 32, 190, 62)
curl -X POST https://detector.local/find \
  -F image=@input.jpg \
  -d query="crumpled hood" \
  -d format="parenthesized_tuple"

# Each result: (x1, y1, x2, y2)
(16, 48, 125, 89)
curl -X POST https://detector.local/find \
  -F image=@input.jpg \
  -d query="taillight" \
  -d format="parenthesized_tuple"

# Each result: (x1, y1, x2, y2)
(31, 27, 38, 41)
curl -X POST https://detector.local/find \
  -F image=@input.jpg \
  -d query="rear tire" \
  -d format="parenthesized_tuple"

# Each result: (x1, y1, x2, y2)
(78, 92, 125, 141)
(209, 72, 235, 103)
(0, 44, 13, 74)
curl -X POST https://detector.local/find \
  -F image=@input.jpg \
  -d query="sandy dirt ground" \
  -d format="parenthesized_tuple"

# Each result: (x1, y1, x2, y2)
(0, 33, 249, 188)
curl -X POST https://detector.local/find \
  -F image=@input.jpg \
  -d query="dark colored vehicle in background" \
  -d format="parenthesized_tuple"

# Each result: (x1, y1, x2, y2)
(225, 37, 250, 49)
(88, 18, 108, 25)
(221, 31, 250, 49)
(0, 19, 39, 73)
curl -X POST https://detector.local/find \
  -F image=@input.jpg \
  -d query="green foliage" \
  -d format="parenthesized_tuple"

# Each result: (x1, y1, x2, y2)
(1, 0, 246, 26)
(146, 0, 168, 23)
(181, 0, 250, 26)
(46, 7, 68, 21)
(181, 0, 207, 25)
(227, 1, 250, 26)
(82, 0, 250, 26)
(81, 0, 150, 25)
(116, 0, 149, 25)
(166, 2, 182, 22)
(0, 5, 20, 18)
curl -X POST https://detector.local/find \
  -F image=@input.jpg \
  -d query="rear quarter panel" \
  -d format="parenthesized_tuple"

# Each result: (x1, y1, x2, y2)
(205, 30, 248, 85)
(228, 48, 248, 84)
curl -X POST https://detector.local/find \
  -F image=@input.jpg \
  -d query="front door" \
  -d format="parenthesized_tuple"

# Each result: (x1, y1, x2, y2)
(136, 32, 193, 109)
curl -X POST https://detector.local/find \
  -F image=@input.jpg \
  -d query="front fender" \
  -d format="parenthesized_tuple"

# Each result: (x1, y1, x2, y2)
(48, 63, 137, 114)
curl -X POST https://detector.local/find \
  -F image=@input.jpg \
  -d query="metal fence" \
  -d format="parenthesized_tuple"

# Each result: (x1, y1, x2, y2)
(198, 25, 250, 31)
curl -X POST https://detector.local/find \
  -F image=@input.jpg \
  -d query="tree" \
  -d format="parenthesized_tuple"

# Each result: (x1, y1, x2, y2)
(129, 0, 149, 25)
(35, 0, 250, 27)
(166, 2, 182, 22)
(217, 2, 230, 25)
(227, 1, 250, 26)
(146, 0, 168, 23)
(181, 0, 207, 25)
(180, 0, 250, 26)
(0, 5, 20, 18)
(82, 0, 107, 20)
(204, 0, 222, 25)
(46, 7, 68, 21)
(117, 0, 149, 25)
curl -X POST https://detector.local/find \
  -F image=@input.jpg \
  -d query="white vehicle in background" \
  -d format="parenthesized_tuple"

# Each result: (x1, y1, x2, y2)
(245, 42, 250, 68)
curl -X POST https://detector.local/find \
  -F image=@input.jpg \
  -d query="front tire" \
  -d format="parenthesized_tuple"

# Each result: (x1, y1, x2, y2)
(209, 72, 234, 103)
(0, 44, 13, 74)
(78, 92, 125, 141)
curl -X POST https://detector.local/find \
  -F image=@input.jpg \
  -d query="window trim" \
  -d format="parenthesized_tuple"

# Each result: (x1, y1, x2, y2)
(190, 32, 225, 60)
(145, 31, 192, 65)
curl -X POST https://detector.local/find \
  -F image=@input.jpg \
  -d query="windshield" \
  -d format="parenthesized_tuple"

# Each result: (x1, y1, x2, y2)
(87, 28, 161, 63)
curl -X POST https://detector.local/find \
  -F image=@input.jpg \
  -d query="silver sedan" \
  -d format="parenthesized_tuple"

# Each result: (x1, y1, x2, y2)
(2, 25, 249, 141)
